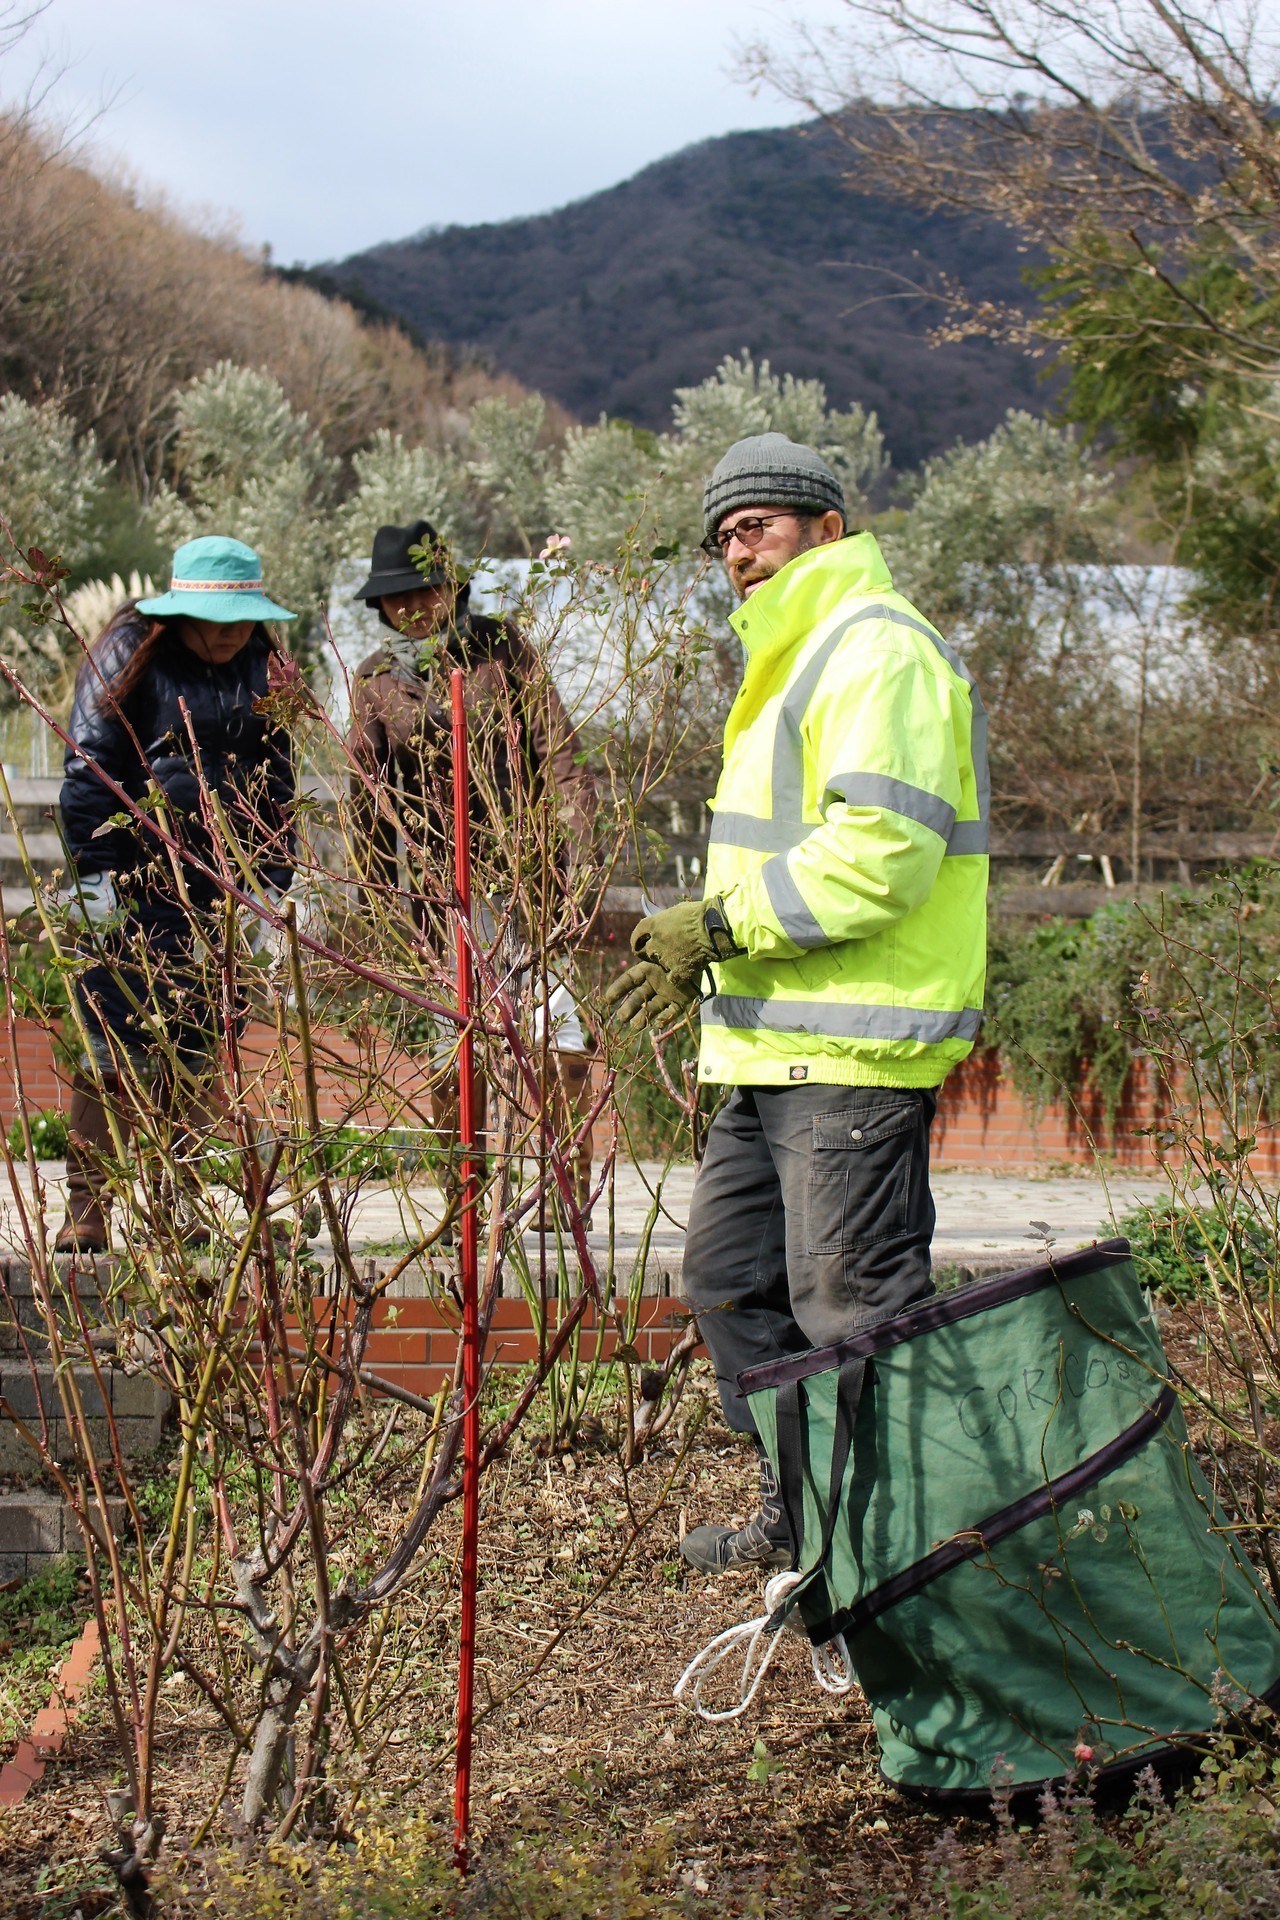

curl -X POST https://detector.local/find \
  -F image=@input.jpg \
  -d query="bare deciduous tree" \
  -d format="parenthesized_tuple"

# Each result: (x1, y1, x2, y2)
(743, 1, 1280, 386)
(0, 114, 555, 495)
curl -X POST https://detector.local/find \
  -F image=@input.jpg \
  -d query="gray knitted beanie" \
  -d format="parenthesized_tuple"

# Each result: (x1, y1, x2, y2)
(702, 432, 846, 539)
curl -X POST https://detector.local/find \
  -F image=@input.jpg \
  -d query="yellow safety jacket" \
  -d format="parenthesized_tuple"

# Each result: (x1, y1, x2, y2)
(700, 532, 988, 1089)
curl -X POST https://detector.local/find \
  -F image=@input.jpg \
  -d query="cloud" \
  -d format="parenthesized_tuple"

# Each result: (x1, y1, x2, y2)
(1, 0, 841, 260)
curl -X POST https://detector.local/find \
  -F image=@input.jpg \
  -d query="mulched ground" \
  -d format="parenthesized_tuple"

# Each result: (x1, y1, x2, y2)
(0, 1295, 1274, 1917)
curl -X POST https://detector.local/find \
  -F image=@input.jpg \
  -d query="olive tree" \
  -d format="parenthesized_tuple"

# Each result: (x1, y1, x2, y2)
(465, 393, 554, 555)
(333, 427, 480, 559)
(0, 392, 113, 700)
(151, 362, 339, 648)
(546, 352, 887, 565)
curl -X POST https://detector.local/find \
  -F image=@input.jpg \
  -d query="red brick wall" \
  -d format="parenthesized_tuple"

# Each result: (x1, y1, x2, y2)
(232, 1023, 440, 1127)
(299, 1293, 692, 1396)
(931, 1050, 1160, 1170)
(9, 1018, 1275, 1178)
(15, 1016, 1273, 1386)
(0, 1020, 66, 1118)
(932, 1049, 1280, 1178)
(0, 1020, 441, 1130)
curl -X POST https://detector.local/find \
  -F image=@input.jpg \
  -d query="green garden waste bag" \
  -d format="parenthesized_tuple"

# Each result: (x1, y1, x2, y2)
(691, 1241, 1280, 1805)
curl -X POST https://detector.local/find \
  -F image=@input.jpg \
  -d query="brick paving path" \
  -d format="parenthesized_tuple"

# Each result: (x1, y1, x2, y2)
(0, 1157, 1174, 1281)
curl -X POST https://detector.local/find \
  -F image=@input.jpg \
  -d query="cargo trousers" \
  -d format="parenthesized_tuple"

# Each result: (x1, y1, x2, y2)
(683, 1084, 937, 1434)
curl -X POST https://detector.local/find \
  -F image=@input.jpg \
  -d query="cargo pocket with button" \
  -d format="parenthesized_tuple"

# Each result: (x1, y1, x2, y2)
(806, 1096, 921, 1256)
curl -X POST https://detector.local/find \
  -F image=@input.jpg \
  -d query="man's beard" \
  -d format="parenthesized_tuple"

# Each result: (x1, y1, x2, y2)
(729, 528, 819, 601)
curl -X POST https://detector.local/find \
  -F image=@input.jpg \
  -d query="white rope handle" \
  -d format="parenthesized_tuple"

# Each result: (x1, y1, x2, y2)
(673, 1571, 857, 1722)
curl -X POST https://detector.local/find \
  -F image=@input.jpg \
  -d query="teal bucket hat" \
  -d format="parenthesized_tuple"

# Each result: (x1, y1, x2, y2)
(137, 536, 297, 623)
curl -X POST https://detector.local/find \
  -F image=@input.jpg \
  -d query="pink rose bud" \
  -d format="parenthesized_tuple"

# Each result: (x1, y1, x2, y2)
(1073, 1742, 1094, 1764)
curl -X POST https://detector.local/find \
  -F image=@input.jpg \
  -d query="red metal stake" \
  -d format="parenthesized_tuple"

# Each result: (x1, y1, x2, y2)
(451, 667, 481, 1874)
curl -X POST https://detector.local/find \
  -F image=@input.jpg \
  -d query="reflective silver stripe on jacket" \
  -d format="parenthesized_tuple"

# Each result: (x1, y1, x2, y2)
(702, 996, 984, 1043)
(709, 602, 990, 862)
(710, 807, 986, 857)
(760, 854, 827, 948)
(706, 812, 808, 853)
(945, 818, 988, 856)
(824, 770, 956, 841)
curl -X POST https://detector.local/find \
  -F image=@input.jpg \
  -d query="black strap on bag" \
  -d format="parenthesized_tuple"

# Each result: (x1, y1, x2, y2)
(766, 1355, 868, 1634)
(772, 1375, 807, 1565)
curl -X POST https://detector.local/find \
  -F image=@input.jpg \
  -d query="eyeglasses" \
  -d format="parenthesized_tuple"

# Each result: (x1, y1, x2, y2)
(701, 512, 802, 556)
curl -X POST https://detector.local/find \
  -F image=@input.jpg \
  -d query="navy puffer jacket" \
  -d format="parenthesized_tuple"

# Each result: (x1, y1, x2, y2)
(61, 606, 295, 904)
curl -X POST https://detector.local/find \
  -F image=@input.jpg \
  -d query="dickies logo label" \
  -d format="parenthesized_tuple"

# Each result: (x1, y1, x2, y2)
(789, 1065, 808, 1081)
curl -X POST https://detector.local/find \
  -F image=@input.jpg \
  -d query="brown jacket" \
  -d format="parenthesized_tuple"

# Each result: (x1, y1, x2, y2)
(346, 612, 596, 900)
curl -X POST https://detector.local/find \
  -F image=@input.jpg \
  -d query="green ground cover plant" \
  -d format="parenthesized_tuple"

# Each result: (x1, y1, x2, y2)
(139, 1733, 1280, 1920)
(1113, 1201, 1279, 1302)
(903, 1735, 1280, 1920)
(162, 1819, 705, 1919)
(0, 928, 71, 1020)
(0, 1558, 91, 1743)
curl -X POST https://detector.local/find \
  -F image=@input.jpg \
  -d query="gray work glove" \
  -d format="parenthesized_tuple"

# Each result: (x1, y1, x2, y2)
(238, 879, 320, 973)
(55, 870, 118, 928)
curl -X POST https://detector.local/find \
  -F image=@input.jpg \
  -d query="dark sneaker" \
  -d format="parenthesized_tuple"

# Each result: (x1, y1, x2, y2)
(680, 1455, 794, 1574)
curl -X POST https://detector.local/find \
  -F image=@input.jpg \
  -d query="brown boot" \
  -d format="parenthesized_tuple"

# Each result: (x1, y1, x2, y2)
(55, 1072, 120, 1254)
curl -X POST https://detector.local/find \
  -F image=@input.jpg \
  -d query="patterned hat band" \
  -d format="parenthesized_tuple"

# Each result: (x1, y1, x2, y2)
(169, 576, 264, 592)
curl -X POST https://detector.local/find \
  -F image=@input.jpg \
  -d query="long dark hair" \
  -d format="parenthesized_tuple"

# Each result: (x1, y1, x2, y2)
(70, 599, 166, 717)
(77, 601, 279, 711)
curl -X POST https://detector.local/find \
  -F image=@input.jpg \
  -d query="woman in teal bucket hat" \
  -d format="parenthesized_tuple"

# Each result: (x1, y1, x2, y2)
(136, 534, 297, 625)
(55, 536, 299, 1252)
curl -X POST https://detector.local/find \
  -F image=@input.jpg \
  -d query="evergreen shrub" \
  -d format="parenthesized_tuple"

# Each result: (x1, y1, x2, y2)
(984, 871, 1280, 1130)
(6, 1107, 68, 1160)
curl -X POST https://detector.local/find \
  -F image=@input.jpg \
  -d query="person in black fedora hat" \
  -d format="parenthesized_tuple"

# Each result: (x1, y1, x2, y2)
(345, 517, 599, 1233)
(353, 518, 455, 631)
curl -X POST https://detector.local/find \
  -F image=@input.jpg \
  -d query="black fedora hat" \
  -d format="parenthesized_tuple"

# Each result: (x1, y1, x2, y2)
(352, 519, 453, 604)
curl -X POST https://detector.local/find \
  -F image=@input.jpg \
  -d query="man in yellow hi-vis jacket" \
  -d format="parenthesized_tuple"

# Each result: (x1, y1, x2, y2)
(605, 433, 989, 1573)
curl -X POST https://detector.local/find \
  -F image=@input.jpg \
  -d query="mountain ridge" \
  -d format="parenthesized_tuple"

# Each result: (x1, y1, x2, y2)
(322, 120, 1049, 471)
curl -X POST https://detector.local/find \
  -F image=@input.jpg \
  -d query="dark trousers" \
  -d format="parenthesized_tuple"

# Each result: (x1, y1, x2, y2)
(76, 897, 227, 1072)
(683, 1084, 937, 1434)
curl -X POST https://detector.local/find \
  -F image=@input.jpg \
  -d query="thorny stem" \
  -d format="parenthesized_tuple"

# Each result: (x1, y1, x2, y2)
(0, 544, 717, 1858)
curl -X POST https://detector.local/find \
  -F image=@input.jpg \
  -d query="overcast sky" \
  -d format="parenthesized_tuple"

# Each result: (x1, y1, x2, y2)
(1, 0, 850, 262)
